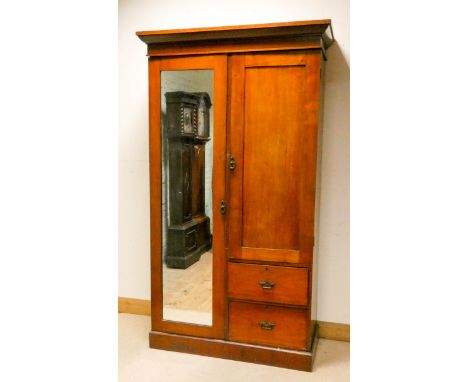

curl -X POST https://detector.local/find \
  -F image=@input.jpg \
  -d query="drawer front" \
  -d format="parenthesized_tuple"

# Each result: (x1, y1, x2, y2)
(229, 301, 309, 350)
(228, 262, 308, 306)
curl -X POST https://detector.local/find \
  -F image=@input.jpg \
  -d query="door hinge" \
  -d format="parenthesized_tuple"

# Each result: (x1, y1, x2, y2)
(220, 199, 226, 215)
(229, 154, 236, 171)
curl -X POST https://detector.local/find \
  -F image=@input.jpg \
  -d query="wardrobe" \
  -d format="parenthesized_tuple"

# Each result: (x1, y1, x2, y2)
(137, 19, 333, 371)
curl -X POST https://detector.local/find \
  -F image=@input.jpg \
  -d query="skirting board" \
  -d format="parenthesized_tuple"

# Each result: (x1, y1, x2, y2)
(316, 320, 350, 342)
(118, 297, 151, 316)
(118, 297, 350, 342)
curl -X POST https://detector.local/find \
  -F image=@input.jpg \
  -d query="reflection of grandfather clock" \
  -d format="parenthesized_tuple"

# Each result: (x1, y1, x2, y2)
(164, 91, 212, 269)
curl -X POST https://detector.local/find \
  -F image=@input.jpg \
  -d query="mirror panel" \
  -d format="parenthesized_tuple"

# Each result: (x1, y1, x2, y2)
(160, 70, 214, 326)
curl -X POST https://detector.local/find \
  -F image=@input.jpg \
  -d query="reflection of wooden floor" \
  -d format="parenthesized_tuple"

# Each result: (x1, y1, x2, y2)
(163, 250, 212, 314)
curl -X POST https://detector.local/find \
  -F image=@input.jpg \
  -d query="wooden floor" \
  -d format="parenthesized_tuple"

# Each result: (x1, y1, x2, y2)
(163, 250, 212, 313)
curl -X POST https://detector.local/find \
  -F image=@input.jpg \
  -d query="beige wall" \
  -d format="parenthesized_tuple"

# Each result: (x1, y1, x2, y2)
(119, 0, 349, 324)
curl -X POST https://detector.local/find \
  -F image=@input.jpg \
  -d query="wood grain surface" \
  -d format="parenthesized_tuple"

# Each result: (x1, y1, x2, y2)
(228, 262, 308, 306)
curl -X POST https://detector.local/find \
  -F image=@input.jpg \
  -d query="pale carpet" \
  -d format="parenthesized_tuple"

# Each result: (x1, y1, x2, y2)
(119, 313, 350, 382)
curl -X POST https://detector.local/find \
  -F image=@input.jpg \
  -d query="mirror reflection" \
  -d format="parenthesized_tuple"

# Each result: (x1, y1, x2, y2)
(161, 70, 214, 326)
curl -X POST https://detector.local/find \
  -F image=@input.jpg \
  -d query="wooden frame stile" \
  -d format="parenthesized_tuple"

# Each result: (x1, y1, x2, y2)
(305, 50, 322, 350)
(148, 55, 228, 339)
(224, 54, 233, 341)
(310, 51, 327, 344)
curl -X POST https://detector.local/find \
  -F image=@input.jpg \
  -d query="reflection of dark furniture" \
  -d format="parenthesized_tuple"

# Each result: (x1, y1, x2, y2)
(164, 91, 212, 269)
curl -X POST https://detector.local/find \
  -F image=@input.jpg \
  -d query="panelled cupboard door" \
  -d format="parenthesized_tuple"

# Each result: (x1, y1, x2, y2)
(228, 51, 321, 265)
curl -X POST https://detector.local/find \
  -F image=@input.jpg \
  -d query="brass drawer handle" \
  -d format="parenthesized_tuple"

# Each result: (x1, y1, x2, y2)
(259, 280, 275, 289)
(259, 320, 276, 330)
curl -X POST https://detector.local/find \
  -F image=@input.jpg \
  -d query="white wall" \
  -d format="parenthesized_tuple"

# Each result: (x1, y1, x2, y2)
(119, 0, 349, 324)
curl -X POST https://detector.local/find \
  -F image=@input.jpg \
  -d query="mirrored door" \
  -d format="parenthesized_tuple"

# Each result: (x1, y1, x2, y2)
(161, 69, 214, 326)
(149, 55, 227, 339)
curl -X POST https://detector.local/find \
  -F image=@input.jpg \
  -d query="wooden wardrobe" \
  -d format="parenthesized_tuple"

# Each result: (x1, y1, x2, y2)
(137, 19, 333, 372)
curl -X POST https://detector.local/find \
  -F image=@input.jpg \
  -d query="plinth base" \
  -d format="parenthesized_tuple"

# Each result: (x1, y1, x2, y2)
(149, 323, 319, 372)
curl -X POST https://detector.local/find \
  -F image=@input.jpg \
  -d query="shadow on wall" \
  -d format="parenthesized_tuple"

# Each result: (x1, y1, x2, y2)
(320, 40, 350, 194)
(324, 41, 350, 129)
(315, 41, 350, 324)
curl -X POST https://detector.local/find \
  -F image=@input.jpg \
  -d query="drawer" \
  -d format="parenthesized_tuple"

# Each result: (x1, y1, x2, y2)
(228, 262, 308, 306)
(229, 301, 309, 350)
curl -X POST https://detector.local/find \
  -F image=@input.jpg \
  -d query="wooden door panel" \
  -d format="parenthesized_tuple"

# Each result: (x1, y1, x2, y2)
(243, 66, 303, 250)
(228, 51, 321, 264)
